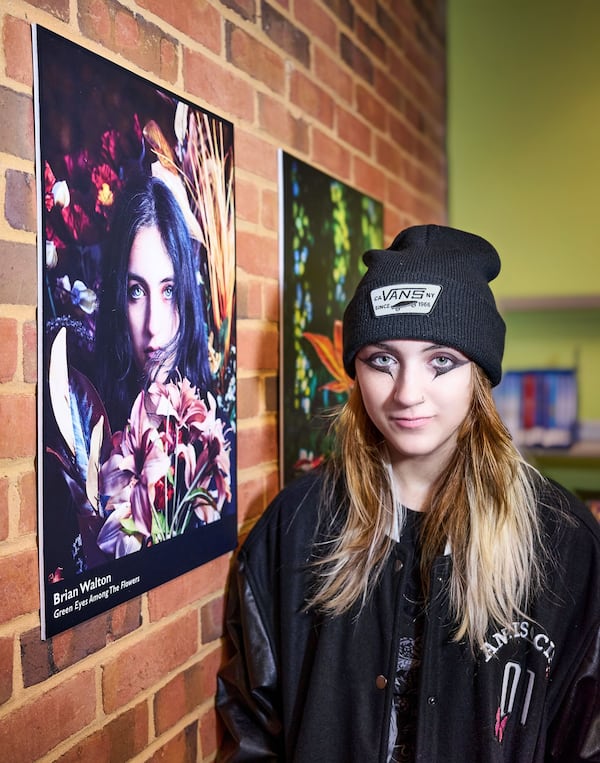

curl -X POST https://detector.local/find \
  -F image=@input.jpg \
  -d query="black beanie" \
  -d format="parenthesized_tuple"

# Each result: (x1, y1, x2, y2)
(342, 224, 506, 386)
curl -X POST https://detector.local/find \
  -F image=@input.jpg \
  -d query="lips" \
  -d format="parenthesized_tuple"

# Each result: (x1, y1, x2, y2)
(391, 416, 432, 430)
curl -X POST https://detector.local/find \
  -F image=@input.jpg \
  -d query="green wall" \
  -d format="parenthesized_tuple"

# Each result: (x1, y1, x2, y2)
(447, 0, 600, 423)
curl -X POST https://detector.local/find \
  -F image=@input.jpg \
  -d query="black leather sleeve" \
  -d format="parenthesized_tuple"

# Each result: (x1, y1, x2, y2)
(547, 622, 600, 762)
(216, 552, 283, 761)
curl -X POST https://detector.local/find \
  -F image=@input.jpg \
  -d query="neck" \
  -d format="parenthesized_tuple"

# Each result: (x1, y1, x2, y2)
(389, 456, 448, 512)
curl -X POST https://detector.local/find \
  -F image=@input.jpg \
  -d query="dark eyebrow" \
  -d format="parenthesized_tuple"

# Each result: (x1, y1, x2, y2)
(127, 271, 147, 286)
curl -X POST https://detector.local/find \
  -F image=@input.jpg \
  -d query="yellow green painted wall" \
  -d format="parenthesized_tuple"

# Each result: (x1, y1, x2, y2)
(447, 0, 600, 423)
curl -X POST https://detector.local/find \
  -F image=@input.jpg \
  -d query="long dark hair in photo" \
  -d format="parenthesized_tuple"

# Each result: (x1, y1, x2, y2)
(95, 173, 211, 430)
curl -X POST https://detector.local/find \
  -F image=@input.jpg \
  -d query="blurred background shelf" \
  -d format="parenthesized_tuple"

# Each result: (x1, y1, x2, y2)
(524, 438, 600, 496)
(525, 440, 600, 465)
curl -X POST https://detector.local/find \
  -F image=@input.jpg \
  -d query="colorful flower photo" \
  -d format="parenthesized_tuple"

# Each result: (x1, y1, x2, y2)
(279, 153, 383, 484)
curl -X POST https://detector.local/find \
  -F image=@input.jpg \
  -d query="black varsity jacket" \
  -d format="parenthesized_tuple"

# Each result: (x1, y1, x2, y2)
(216, 471, 600, 762)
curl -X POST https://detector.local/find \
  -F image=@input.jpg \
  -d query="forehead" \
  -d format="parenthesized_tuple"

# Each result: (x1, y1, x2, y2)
(128, 225, 173, 276)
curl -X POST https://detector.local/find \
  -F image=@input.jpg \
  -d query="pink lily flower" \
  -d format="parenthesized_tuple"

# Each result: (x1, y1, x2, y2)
(99, 391, 170, 537)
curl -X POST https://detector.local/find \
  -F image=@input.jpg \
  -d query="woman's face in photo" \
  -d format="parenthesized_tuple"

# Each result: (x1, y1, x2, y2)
(355, 338, 473, 471)
(127, 225, 180, 383)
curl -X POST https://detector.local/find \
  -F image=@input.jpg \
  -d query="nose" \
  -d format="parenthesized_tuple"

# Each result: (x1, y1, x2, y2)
(145, 293, 167, 345)
(391, 365, 425, 408)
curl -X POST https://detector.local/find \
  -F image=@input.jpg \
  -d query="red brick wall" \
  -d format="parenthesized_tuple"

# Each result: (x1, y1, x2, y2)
(0, 0, 447, 759)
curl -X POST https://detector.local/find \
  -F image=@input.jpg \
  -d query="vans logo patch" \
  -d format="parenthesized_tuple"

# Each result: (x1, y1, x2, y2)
(370, 284, 442, 316)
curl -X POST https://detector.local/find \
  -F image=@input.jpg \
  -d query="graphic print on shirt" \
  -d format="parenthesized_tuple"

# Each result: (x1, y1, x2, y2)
(480, 619, 554, 745)
(390, 635, 422, 763)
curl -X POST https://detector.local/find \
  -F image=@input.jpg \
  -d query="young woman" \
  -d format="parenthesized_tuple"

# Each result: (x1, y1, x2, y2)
(95, 174, 211, 431)
(217, 225, 600, 762)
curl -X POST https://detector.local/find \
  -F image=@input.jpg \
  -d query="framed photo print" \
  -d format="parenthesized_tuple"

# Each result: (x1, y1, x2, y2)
(278, 151, 383, 485)
(34, 26, 237, 638)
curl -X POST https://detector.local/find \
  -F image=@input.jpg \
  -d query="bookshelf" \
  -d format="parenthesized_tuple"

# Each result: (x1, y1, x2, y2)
(525, 440, 600, 465)
(498, 295, 600, 476)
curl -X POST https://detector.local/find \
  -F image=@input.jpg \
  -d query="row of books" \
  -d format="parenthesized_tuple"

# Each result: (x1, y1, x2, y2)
(493, 369, 578, 449)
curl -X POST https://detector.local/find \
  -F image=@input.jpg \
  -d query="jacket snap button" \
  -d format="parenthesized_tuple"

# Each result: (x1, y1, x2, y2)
(427, 696, 437, 705)
(394, 560, 404, 572)
(375, 675, 388, 689)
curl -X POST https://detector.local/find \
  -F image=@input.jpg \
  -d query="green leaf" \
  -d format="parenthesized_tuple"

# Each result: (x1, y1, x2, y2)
(120, 517, 139, 535)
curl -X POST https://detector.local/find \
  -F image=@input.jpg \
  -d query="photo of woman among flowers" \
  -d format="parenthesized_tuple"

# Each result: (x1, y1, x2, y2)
(36, 27, 237, 637)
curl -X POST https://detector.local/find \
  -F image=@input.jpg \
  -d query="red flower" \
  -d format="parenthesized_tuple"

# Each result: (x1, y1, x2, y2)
(48, 567, 64, 583)
(154, 472, 175, 512)
(44, 161, 57, 212)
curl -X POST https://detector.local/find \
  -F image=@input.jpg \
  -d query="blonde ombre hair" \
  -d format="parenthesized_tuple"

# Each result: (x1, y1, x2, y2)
(311, 364, 548, 650)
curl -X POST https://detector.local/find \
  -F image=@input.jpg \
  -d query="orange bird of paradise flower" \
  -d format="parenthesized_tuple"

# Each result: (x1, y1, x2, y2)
(303, 319, 354, 396)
